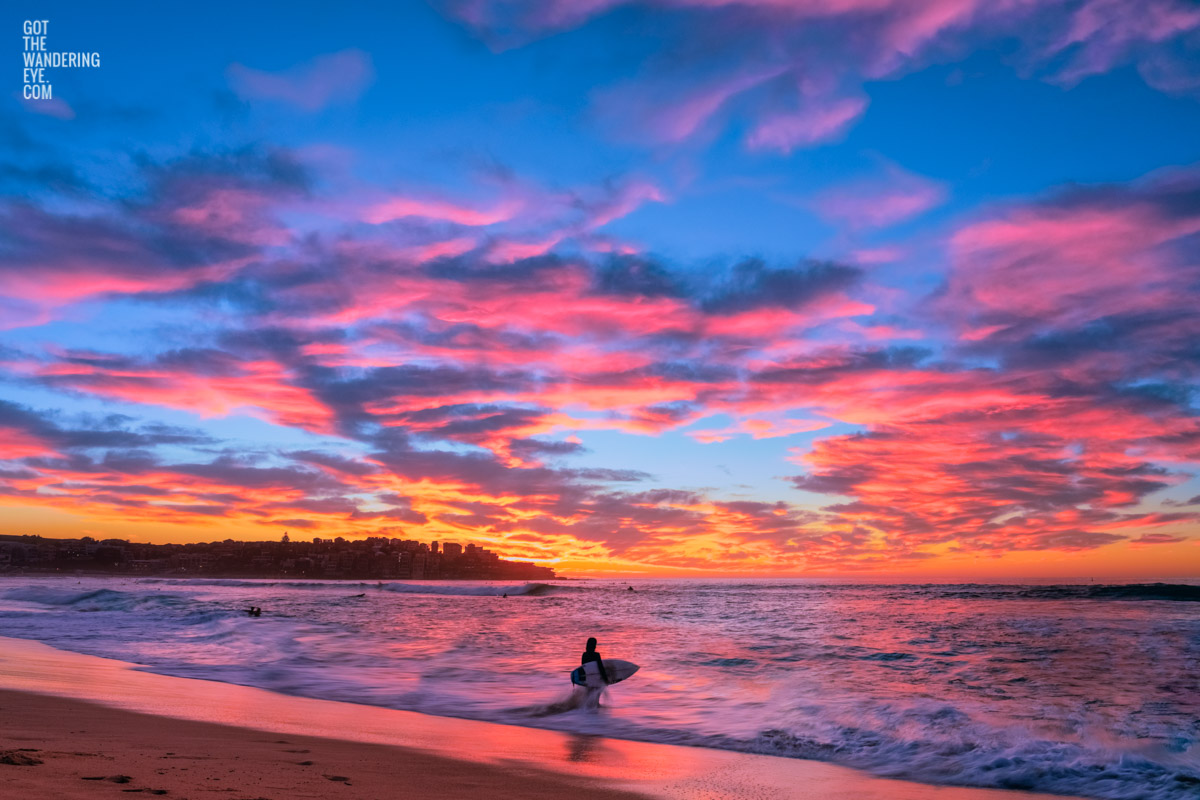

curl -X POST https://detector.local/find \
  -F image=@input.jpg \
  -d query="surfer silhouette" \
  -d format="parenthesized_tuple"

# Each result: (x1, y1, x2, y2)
(581, 637, 610, 685)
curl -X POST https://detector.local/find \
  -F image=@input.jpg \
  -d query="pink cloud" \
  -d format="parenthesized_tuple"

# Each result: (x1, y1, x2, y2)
(814, 164, 946, 228)
(483, 236, 562, 262)
(444, 0, 1200, 155)
(365, 196, 522, 226)
(363, 176, 661, 252)
(597, 67, 787, 144)
(402, 237, 480, 262)
(581, 180, 665, 228)
(945, 192, 1200, 335)
(33, 353, 337, 433)
(169, 187, 294, 246)
(227, 49, 374, 111)
(1047, 0, 1200, 88)
(747, 97, 868, 153)
(0, 204, 253, 311)
(689, 417, 830, 443)
(19, 95, 75, 119)
(850, 247, 904, 264)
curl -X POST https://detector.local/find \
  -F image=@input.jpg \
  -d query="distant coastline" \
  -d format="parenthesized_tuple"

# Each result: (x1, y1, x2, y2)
(0, 533, 555, 581)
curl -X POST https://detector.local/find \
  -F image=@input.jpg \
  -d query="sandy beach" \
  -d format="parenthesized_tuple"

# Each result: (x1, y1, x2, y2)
(0, 636, 1081, 800)
(0, 690, 652, 800)
(0, 689, 650, 800)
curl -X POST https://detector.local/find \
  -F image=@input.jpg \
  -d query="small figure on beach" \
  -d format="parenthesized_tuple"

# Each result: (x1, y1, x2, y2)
(245, 606, 262, 617)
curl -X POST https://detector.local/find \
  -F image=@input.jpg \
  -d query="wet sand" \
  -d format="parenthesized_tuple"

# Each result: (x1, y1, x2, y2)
(0, 689, 650, 800)
(0, 637, 1079, 800)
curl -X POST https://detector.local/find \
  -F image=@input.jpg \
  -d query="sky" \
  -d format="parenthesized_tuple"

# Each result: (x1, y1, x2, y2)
(2, 0, 1199, 577)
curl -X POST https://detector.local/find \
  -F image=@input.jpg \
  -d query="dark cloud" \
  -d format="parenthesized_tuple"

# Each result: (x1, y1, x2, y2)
(507, 437, 586, 459)
(425, 253, 569, 287)
(135, 145, 311, 195)
(1132, 533, 1187, 545)
(371, 319, 558, 353)
(1022, 530, 1128, 551)
(592, 254, 689, 299)
(171, 456, 344, 492)
(700, 259, 861, 315)
(0, 146, 314, 309)
(376, 493, 429, 524)
(367, 428, 646, 498)
(0, 160, 90, 195)
(412, 406, 545, 437)
(288, 450, 380, 477)
(0, 399, 212, 451)
(753, 347, 930, 385)
(272, 518, 319, 528)
(314, 365, 541, 407)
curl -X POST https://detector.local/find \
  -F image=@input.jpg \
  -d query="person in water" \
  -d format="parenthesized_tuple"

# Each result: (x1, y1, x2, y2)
(581, 637, 609, 685)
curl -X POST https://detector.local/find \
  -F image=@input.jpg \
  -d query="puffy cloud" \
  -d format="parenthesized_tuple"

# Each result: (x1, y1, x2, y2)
(775, 167, 1200, 560)
(943, 171, 1200, 345)
(0, 147, 309, 322)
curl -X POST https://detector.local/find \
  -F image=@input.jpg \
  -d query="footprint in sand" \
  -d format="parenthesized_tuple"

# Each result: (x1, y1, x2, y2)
(0, 750, 43, 766)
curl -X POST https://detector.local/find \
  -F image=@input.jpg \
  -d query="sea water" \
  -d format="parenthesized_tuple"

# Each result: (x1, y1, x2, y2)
(0, 577, 1197, 799)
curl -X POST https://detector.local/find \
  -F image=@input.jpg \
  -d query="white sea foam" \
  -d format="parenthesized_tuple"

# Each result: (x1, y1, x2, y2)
(129, 578, 564, 596)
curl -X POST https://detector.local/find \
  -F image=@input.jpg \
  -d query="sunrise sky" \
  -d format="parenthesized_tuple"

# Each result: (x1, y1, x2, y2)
(2, 0, 1199, 576)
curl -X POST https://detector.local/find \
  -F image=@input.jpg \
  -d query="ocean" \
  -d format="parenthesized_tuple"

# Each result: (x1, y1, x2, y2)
(0, 577, 1197, 799)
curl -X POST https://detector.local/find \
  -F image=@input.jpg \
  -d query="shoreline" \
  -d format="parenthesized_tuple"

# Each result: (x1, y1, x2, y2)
(0, 636, 1078, 800)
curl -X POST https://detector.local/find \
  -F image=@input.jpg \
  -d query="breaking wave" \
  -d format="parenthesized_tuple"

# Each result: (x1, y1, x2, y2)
(925, 583, 1200, 602)
(129, 578, 571, 597)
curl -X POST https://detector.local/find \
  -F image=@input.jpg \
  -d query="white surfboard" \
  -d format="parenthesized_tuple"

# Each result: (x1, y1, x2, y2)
(570, 658, 639, 688)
